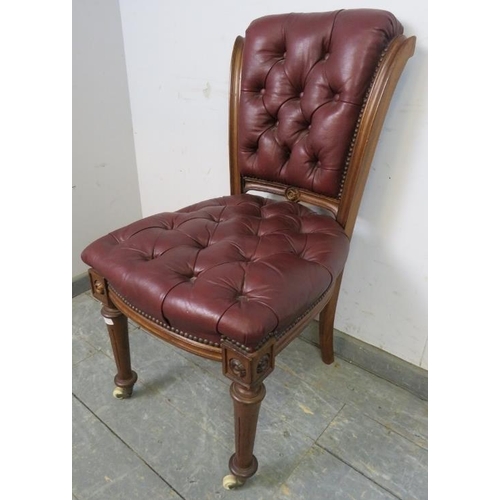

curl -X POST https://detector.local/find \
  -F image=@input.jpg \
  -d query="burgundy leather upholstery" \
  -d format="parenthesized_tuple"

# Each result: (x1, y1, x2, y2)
(82, 194, 349, 350)
(82, 9, 403, 351)
(238, 9, 403, 198)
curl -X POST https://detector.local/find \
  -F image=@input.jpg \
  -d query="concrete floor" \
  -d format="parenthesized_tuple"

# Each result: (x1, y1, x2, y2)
(73, 291, 428, 500)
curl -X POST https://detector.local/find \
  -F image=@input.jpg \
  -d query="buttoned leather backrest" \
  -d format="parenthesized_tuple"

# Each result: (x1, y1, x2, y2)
(238, 9, 403, 199)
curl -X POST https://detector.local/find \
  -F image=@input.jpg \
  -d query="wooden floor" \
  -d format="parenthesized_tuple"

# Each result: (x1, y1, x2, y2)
(73, 291, 428, 500)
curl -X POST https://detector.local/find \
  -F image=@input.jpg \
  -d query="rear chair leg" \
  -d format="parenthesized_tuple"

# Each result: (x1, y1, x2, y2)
(319, 272, 343, 364)
(101, 304, 138, 399)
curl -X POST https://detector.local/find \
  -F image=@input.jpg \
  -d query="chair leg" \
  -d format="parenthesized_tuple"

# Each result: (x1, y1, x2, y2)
(221, 338, 275, 489)
(319, 272, 343, 364)
(224, 382, 266, 489)
(101, 305, 138, 399)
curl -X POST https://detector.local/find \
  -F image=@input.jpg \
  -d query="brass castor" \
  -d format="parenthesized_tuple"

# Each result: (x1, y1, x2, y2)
(222, 474, 245, 490)
(112, 386, 133, 399)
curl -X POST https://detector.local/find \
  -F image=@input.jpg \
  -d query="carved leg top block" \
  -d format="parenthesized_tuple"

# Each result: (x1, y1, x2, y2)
(89, 268, 114, 307)
(222, 338, 275, 388)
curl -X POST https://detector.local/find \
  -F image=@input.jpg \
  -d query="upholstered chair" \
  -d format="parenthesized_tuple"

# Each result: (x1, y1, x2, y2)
(81, 8, 415, 490)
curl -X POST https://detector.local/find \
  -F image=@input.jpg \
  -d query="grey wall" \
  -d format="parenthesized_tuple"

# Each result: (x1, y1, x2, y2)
(72, 0, 142, 278)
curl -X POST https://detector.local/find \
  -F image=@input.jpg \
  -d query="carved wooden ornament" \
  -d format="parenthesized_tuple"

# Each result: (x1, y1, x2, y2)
(222, 338, 275, 388)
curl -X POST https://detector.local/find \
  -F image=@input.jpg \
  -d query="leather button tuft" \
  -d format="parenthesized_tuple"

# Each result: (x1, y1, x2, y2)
(324, 53, 330, 60)
(260, 88, 266, 95)
(334, 94, 340, 101)
(299, 91, 304, 98)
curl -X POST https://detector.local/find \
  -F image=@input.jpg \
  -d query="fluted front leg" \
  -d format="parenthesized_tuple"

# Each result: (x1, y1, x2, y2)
(101, 305, 137, 399)
(88, 269, 138, 400)
(221, 338, 275, 489)
(228, 382, 266, 480)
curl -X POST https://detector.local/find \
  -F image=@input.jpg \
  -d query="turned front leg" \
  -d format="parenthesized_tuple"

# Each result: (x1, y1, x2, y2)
(101, 305, 137, 399)
(229, 382, 266, 480)
(88, 269, 138, 399)
(221, 338, 275, 489)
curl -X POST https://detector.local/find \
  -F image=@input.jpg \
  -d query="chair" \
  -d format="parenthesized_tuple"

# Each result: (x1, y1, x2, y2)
(81, 8, 416, 490)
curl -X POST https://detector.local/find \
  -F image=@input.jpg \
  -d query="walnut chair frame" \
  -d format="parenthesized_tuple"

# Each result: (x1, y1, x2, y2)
(84, 10, 416, 490)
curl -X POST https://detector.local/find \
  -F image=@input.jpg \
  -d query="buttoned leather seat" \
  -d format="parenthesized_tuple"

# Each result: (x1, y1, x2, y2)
(81, 8, 416, 490)
(83, 194, 349, 351)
